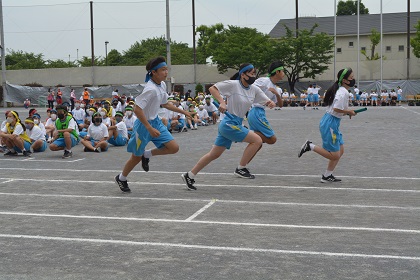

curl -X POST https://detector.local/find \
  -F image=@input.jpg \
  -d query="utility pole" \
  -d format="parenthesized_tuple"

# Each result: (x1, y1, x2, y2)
(105, 41, 109, 66)
(166, 0, 172, 91)
(192, 0, 196, 84)
(0, 0, 7, 108)
(407, 0, 411, 80)
(90, 1, 95, 86)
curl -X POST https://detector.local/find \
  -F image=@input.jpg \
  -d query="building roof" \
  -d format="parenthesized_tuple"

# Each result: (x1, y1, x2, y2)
(269, 12, 420, 38)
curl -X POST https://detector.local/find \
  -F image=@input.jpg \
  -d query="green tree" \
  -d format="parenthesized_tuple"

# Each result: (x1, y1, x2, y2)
(337, 0, 369, 16)
(195, 83, 204, 94)
(196, 23, 224, 64)
(5, 49, 45, 70)
(272, 24, 334, 92)
(107, 49, 125, 66)
(78, 56, 104, 67)
(196, 24, 273, 76)
(123, 36, 193, 65)
(411, 20, 420, 58)
(361, 28, 383, 60)
(46, 59, 78, 68)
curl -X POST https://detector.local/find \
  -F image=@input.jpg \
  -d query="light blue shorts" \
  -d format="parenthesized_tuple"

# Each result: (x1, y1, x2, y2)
(308, 94, 314, 102)
(33, 140, 47, 152)
(127, 117, 174, 156)
(313, 95, 319, 102)
(214, 114, 248, 149)
(90, 139, 109, 151)
(319, 113, 343, 152)
(248, 107, 275, 138)
(53, 134, 79, 148)
(14, 140, 32, 153)
(108, 134, 127, 146)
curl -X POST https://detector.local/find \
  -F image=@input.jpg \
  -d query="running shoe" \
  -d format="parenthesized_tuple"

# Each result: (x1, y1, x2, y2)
(321, 175, 342, 183)
(115, 174, 131, 192)
(234, 167, 255, 179)
(298, 140, 312, 158)
(4, 150, 18, 156)
(141, 155, 149, 172)
(62, 150, 73, 159)
(181, 173, 197, 190)
(22, 150, 32, 157)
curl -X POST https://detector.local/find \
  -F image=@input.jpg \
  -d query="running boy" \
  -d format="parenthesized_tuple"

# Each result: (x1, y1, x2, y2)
(298, 68, 357, 183)
(114, 56, 191, 193)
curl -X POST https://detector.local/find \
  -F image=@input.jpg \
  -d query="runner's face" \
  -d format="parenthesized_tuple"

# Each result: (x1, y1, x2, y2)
(153, 66, 168, 82)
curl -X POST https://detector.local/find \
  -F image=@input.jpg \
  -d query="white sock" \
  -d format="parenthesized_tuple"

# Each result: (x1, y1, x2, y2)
(323, 170, 333, 177)
(188, 171, 195, 179)
(119, 173, 127, 181)
(238, 165, 246, 170)
(309, 144, 315, 150)
(143, 149, 152, 158)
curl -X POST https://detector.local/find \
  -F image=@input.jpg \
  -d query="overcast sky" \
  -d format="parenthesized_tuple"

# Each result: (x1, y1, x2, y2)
(3, 0, 419, 62)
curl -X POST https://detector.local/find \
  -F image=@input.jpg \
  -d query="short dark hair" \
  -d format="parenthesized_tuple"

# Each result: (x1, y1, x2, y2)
(146, 56, 166, 72)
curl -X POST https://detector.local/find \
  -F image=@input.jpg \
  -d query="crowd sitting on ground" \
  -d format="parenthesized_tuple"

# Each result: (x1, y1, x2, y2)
(0, 91, 222, 158)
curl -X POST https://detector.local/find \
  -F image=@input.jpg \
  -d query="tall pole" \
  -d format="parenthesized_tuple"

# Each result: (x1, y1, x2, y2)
(407, 0, 411, 80)
(0, 0, 7, 108)
(90, 1, 95, 86)
(334, 0, 336, 80)
(166, 0, 172, 91)
(380, 0, 383, 90)
(357, 0, 360, 86)
(192, 0, 196, 84)
(105, 41, 109, 66)
(295, 0, 298, 38)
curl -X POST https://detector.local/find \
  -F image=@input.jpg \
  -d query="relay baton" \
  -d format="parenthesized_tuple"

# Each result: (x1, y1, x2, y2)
(212, 101, 234, 119)
(354, 107, 367, 113)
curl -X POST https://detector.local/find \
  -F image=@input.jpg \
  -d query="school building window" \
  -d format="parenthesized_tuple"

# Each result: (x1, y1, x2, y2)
(337, 47, 342, 53)
(386, 46, 392, 52)
(348, 41, 354, 47)
(361, 47, 366, 51)
(398, 45, 404, 52)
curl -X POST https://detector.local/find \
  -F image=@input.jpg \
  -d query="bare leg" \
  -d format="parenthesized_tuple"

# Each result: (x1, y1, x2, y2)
(239, 131, 263, 166)
(191, 145, 226, 175)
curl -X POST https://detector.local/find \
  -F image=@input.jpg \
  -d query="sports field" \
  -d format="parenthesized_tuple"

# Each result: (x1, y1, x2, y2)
(0, 105, 419, 279)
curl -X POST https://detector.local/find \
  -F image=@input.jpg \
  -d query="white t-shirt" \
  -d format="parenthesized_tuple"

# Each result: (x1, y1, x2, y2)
(312, 87, 320, 94)
(203, 102, 217, 113)
(115, 121, 128, 139)
(326, 86, 349, 119)
(135, 80, 168, 120)
(253, 77, 280, 109)
(197, 108, 209, 119)
(1, 123, 24, 135)
(177, 105, 186, 120)
(87, 123, 109, 141)
(214, 80, 270, 118)
(102, 117, 111, 127)
(1, 120, 6, 130)
(71, 108, 85, 121)
(123, 115, 137, 129)
(307, 87, 313, 95)
(27, 125, 46, 141)
(354, 88, 360, 95)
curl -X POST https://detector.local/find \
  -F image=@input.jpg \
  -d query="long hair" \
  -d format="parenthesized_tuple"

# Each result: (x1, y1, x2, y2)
(230, 63, 253, 80)
(324, 68, 353, 106)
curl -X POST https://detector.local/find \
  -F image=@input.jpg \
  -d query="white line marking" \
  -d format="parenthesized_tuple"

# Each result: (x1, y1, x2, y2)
(0, 211, 419, 234)
(401, 106, 420, 116)
(0, 168, 418, 180)
(1, 192, 419, 210)
(0, 158, 85, 163)
(0, 179, 14, 184)
(185, 199, 217, 221)
(0, 234, 419, 260)
(0, 178, 418, 193)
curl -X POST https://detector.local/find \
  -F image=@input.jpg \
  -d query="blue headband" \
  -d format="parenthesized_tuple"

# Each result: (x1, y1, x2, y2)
(145, 62, 167, 82)
(237, 64, 254, 80)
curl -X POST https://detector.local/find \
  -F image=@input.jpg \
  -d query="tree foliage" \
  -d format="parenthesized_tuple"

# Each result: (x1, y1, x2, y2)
(411, 20, 420, 58)
(196, 24, 273, 76)
(272, 24, 334, 92)
(46, 59, 78, 68)
(337, 0, 369, 16)
(361, 28, 384, 60)
(5, 49, 45, 70)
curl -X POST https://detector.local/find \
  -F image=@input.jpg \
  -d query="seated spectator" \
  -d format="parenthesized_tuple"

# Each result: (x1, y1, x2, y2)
(108, 111, 128, 147)
(24, 99, 31, 109)
(203, 97, 218, 124)
(0, 111, 32, 156)
(49, 105, 80, 158)
(72, 101, 86, 126)
(187, 104, 199, 130)
(123, 106, 137, 139)
(196, 104, 210, 126)
(25, 117, 47, 153)
(81, 112, 109, 152)
(45, 109, 57, 143)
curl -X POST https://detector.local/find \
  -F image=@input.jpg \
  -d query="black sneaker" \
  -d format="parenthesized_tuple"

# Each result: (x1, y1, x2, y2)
(234, 168, 255, 179)
(298, 140, 312, 158)
(321, 174, 342, 183)
(22, 150, 32, 157)
(94, 147, 101, 153)
(141, 155, 150, 172)
(115, 175, 130, 192)
(182, 127, 188, 132)
(181, 173, 197, 190)
(62, 150, 73, 159)
(83, 147, 89, 152)
(4, 150, 18, 156)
